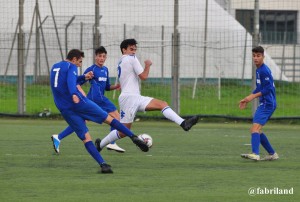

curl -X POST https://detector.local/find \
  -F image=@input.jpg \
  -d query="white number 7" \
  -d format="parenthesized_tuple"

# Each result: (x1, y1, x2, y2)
(53, 68, 60, 87)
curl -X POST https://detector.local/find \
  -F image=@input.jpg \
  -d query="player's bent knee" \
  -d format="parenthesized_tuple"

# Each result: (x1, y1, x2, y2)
(250, 128, 260, 133)
(109, 111, 120, 120)
(118, 132, 126, 138)
(82, 133, 92, 143)
(148, 99, 168, 110)
(160, 100, 168, 108)
(251, 124, 262, 134)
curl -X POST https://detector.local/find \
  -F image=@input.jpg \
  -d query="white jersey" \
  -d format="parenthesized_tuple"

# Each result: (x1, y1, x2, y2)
(117, 54, 144, 95)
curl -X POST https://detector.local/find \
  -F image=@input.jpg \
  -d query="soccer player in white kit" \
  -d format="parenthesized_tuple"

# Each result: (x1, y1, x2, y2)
(95, 39, 198, 151)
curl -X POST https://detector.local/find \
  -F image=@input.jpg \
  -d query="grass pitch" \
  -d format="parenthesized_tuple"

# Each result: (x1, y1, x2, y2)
(0, 119, 299, 202)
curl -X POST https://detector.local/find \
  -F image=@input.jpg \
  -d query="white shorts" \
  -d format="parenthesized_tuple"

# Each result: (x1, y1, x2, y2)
(118, 94, 153, 123)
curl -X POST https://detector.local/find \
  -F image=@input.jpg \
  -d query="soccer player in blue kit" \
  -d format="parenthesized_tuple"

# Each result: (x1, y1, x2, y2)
(239, 46, 279, 161)
(50, 49, 149, 174)
(52, 46, 125, 153)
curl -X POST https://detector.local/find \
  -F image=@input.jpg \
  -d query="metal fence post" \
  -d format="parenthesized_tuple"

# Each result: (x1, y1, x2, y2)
(18, 0, 25, 114)
(94, 0, 100, 49)
(252, 0, 260, 116)
(172, 0, 180, 113)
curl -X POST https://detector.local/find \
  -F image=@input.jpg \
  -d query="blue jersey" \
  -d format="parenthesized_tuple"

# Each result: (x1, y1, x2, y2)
(50, 61, 86, 111)
(80, 65, 111, 103)
(252, 63, 276, 108)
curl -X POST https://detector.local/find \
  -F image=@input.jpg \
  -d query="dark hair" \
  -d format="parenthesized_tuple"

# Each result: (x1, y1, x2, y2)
(95, 46, 107, 55)
(252, 46, 264, 54)
(66, 49, 84, 60)
(120, 39, 138, 53)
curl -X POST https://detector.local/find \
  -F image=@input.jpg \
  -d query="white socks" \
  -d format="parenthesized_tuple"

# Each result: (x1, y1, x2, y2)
(100, 130, 121, 149)
(161, 106, 184, 125)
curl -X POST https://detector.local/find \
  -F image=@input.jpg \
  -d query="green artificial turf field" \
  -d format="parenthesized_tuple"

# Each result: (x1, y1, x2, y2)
(0, 119, 299, 202)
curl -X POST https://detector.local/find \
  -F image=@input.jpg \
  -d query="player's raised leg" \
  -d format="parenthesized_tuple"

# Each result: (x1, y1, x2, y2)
(146, 98, 199, 131)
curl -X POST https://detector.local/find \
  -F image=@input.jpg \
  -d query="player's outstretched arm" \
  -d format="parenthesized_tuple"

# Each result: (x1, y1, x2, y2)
(239, 92, 262, 109)
(239, 99, 248, 109)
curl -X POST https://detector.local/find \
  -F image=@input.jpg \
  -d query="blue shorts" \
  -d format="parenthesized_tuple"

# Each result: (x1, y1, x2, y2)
(253, 104, 276, 125)
(92, 96, 117, 113)
(60, 99, 108, 140)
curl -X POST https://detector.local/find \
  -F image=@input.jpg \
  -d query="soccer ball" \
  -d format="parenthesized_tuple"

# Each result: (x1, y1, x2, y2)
(138, 134, 153, 148)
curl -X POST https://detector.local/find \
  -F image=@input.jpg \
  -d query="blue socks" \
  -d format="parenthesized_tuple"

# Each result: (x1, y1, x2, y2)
(260, 133, 275, 155)
(250, 132, 276, 155)
(110, 119, 134, 138)
(251, 133, 260, 155)
(84, 141, 105, 165)
(58, 126, 74, 140)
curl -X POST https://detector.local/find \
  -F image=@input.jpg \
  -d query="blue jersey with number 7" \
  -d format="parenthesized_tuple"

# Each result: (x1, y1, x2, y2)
(50, 61, 86, 111)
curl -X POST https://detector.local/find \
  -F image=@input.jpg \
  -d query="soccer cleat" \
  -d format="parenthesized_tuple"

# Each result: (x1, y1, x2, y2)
(261, 152, 279, 161)
(100, 163, 113, 174)
(95, 138, 102, 152)
(131, 135, 149, 152)
(180, 116, 199, 131)
(241, 153, 260, 161)
(51, 134, 60, 154)
(106, 143, 126, 153)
